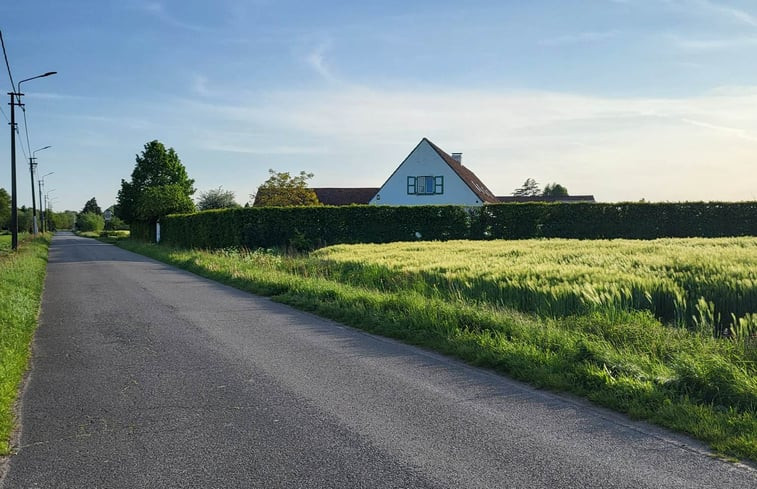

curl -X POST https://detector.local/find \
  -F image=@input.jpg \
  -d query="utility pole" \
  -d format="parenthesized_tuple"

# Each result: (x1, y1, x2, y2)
(8, 91, 18, 249)
(6, 72, 56, 249)
(30, 146, 51, 235)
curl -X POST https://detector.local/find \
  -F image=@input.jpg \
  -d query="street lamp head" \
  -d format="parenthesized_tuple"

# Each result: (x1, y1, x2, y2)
(42, 71, 57, 77)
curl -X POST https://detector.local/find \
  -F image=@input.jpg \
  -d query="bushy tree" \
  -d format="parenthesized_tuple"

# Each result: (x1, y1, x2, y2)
(513, 178, 541, 197)
(542, 183, 569, 197)
(117, 140, 196, 224)
(252, 170, 320, 207)
(76, 212, 105, 232)
(17, 206, 33, 233)
(81, 197, 102, 215)
(52, 211, 77, 230)
(0, 188, 9, 230)
(136, 184, 194, 221)
(197, 186, 240, 211)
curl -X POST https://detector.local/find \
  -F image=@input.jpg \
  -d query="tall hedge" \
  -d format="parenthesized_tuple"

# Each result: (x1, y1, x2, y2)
(155, 202, 757, 249)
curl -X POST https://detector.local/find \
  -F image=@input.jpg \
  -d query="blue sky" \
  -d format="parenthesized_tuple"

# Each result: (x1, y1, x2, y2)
(2, 0, 757, 211)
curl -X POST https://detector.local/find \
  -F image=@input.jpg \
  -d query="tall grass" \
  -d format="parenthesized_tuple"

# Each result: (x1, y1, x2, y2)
(116, 239, 757, 462)
(0, 235, 50, 454)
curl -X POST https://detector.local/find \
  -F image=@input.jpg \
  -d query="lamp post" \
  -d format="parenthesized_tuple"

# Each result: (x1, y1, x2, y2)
(30, 145, 51, 234)
(8, 71, 57, 250)
(38, 172, 53, 233)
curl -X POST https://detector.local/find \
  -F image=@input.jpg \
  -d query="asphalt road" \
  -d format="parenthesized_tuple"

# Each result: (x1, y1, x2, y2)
(1, 232, 755, 488)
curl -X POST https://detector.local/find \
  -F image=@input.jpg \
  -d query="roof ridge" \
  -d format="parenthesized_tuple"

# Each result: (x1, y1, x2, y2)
(423, 139, 498, 203)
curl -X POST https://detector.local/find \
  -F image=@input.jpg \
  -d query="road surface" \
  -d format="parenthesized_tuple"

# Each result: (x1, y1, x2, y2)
(1, 232, 755, 488)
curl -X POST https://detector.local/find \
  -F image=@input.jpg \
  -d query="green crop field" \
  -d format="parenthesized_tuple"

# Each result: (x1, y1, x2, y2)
(314, 238, 757, 338)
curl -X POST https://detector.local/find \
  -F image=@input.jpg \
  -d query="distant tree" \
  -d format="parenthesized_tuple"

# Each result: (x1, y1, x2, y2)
(197, 186, 240, 211)
(542, 183, 569, 197)
(52, 211, 77, 230)
(0, 188, 10, 229)
(117, 140, 196, 224)
(76, 212, 105, 232)
(17, 206, 33, 233)
(252, 170, 320, 207)
(513, 178, 541, 197)
(81, 197, 102, 215)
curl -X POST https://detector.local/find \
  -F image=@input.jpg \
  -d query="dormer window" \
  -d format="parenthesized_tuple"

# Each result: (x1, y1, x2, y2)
(407, 176, 444, 195)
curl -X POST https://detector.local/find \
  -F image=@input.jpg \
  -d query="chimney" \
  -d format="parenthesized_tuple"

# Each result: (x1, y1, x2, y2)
(451, 153, 462, 163)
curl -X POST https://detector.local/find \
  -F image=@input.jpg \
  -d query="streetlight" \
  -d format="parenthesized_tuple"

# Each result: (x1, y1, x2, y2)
(30, 145, 51, 234)
(8, 71, 57, 250)
(38, 172, 53, 233)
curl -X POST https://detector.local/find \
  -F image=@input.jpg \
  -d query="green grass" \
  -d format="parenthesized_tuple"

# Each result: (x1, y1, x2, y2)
(113, 239, 757, 462)
(0, 235, 50, 454)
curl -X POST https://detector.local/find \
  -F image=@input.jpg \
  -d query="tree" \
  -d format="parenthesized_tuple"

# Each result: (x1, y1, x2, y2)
(252, 169, 320, 207)
(0, 188, 10, 230)
(513, 178, 541, 197)
(17, 206, 33, 233)
(542, 183, 569, 197)
(117, 140, 196, 224)
(197, 186, 240, 211)
(81, 197, 102, 215)
(51, 211, 77, 230)
(76, 212, 105, 232)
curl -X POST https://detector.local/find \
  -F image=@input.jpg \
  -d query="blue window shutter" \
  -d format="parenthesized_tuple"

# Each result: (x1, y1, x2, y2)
(407, 176, 416, 194)
(435, 176, 444, 194)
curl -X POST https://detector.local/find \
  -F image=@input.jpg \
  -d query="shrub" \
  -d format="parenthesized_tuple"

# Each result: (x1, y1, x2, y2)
(76, 212, 105, 233)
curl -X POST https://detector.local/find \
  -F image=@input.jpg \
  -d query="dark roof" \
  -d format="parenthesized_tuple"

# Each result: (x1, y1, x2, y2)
(313, 188, 378, 206)
(423, 138, 499, 204)
(496, 195, 596, 203)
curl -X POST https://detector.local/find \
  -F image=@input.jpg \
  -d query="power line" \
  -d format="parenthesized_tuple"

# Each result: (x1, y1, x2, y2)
(21, 106, 32, 158)
(0, 30, 16, 92)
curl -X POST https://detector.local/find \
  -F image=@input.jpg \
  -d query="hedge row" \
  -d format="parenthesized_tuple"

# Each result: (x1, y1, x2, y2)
(153, 202, 757, 250)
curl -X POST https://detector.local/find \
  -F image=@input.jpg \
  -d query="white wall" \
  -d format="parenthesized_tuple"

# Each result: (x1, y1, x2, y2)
(370, 140, 483, 206)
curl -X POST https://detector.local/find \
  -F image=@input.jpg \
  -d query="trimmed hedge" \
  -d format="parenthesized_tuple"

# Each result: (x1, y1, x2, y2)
(154, 202, 757, 249)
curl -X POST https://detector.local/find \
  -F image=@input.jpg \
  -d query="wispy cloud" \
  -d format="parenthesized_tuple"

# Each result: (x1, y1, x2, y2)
(691, 0, 757, 28)
(136, 1, 213, 33)
(671, 35, 757, 50)
(168, 83, 757, 201)
(191, 75, 211, 97)
(539, 30, 618, 46)
(305, 42, 339, 83)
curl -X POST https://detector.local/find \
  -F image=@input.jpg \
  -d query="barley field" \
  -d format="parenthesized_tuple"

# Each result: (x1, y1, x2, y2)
(313, 238, 757, 337)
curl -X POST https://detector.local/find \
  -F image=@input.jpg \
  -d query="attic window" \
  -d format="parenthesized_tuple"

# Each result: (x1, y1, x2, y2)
(407, 176, 444, 195)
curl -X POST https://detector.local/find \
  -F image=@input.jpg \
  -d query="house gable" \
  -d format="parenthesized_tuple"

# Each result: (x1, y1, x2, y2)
(370, 138, 495, 206)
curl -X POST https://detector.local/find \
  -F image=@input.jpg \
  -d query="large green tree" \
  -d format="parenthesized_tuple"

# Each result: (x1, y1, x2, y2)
(117, 140, 195, 223)
(252, 170, 320, 207)
(81, 197, 102, 215)
(0, 188, 10, 230)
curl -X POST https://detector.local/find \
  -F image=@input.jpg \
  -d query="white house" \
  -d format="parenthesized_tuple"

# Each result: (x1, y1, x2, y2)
(369, 138, 498, 206)
(310, 138, 594, 206)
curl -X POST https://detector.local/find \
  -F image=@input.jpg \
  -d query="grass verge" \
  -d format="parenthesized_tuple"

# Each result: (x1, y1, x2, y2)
(114, 239, 757, 463)
(0, 235, 50, 454)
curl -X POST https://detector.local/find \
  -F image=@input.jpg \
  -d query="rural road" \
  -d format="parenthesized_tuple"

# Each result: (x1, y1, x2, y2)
(1, 232, 755, 488)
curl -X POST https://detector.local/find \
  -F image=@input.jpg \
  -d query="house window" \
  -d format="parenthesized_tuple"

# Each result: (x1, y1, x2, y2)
(407, 176, 444, 195)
